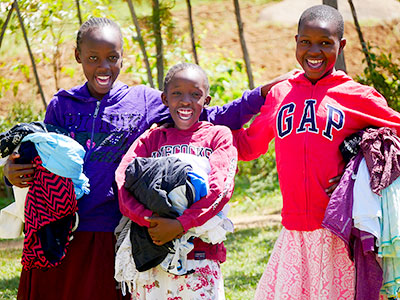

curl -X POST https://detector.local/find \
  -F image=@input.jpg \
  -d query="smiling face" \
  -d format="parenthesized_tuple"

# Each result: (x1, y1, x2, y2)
(75, 26, 123, 99)
(295, 19, 346, 84)
(161, 68, 211, 131)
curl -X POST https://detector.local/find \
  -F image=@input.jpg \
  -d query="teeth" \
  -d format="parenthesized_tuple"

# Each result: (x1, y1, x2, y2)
(178, 108, 193, 120)
(96, 76, 110, 86)
(307, 59, 323, 65)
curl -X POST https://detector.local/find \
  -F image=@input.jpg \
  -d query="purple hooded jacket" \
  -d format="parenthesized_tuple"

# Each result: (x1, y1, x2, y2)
(44, 81, 264, 232)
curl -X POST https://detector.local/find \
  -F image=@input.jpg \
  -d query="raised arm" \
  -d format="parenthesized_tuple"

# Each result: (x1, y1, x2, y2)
(233, 97, 275, 162)
(202, 70, 300, 129)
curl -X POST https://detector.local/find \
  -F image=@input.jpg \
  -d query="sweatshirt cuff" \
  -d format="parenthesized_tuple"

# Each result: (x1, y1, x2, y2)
(176, 214, 192, 232)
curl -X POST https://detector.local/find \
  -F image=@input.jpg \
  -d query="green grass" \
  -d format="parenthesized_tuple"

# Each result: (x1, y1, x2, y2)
(223, 224, 281, 300)
(0, 197, 13, 210)
(0, 248, 22, 300)
(230, 191, 282, 217)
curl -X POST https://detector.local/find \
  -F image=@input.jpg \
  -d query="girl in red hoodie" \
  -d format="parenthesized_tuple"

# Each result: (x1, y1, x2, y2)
(235, 5, 400, 299)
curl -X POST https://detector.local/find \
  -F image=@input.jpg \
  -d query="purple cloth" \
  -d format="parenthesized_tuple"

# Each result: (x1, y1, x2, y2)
(322, 153, 363, 242)
(44, 81, 264, 232)
(360, 127, 400, 195)
(322, 153, 383, 300)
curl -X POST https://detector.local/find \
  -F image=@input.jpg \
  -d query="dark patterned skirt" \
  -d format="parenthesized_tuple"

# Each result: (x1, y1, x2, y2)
(18, 231, 130, 300)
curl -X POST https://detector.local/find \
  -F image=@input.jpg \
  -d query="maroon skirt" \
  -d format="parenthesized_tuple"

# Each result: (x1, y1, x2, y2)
(18, 231, 130, 300)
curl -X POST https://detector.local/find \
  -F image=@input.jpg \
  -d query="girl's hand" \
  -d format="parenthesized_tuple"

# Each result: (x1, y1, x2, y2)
(260, 69, 302, 98)
(145, 216, 184, 246)
(3, 153, 36, 188)
(325, 174, 342, 197)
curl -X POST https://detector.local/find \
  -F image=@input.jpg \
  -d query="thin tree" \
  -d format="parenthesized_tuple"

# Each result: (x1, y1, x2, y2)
(186, 0, 199, 65)
(127, 0, 154, 88)
(75, 0, 82, 26)
(14, 0, 47, 108)
(0, 2, 15, 49)
(323, 0, 338, 8)
(347, 0, 372, 70)
(233, 0, 254, 90)
(152, 0, 164, 90)
(322, 0, 347, 72)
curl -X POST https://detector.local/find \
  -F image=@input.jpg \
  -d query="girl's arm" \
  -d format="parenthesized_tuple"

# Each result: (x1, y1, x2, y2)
(115, 131, 153, 227)
(202, 70, 299, 130)
(177, 126, 238, 232)
(233, 94, 276, 161)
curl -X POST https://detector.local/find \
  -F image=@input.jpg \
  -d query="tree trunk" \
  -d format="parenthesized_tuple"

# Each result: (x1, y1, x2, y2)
(186, 0, 199, 65)
(347, 0, 372, 70)
(127, 0, 155, 88)
(323, 0, 347, 72)
(0, 2, 15, 49)
(14, 0, 47, 109)
(152, 0, 164, 90)
(323, 0, 338, 9)
(233, 0, 254, 90)
(75, 0, 83, 26)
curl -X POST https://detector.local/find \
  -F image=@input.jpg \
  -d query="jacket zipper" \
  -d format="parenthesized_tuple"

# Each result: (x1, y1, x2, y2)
(84, 100, 101, 163)
(304, 84, 316, 227)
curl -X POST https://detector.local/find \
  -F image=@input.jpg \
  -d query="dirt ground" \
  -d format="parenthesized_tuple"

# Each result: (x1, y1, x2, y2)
(0, 0, 399, 116)
(174, 0, 400, 81)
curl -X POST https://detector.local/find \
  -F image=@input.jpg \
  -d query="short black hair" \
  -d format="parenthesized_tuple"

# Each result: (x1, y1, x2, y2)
(298, 5, 344, 39)
(163, 63, 210, 93)
(76, 17, 123, 52)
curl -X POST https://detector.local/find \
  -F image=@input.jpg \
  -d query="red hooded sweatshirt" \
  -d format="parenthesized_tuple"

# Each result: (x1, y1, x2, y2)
(234, 71, 400, 231)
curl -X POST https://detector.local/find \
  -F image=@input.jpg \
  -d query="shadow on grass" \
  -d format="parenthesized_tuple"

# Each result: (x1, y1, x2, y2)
(225, 225, 279, 253)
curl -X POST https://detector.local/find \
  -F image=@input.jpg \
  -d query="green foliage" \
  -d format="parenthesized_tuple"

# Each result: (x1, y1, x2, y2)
(0, 101, 44, 199)
(0, 75, 20, 99)
(356, 44, 400, 111)
(0, 197, 12, 210)
(0, 102, 44, 134)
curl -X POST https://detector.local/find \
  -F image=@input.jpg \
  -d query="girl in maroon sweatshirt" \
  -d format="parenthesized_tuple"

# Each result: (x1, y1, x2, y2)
(116, 63, 237, 299)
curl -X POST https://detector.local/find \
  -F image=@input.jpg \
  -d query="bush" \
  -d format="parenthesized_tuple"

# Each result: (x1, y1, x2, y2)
(356, 44, 400, 112)
(0, 101, 44, 199)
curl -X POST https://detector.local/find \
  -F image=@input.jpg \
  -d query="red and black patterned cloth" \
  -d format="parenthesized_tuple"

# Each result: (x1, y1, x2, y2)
(22, 156, 78, 270)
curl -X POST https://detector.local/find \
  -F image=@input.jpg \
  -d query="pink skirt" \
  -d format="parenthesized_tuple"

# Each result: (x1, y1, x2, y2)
(255, 228, 355, 300)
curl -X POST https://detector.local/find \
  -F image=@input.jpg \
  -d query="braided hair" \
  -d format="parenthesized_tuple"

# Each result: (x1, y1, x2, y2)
(163, 63, 209, 93)
(76, 17, 123, 52)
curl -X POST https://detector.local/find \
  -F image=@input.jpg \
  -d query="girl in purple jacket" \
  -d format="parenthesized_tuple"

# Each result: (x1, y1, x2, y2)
(4, 17, 292, 300)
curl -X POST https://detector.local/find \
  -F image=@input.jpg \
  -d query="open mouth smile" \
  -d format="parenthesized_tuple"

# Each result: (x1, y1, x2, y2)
(177, 108, 193, 120)
(95, 75, 111, 86)
(306, 59, 324, 69)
